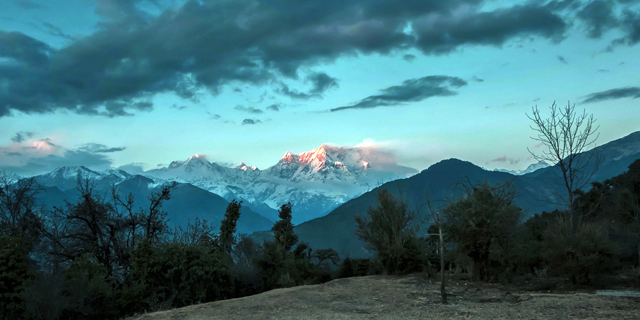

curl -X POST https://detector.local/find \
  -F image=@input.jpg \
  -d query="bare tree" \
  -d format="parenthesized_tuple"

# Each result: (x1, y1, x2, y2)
(423, 193, 447, 304)
(527, 101, 600, 222)
(0, 170, 43, 240)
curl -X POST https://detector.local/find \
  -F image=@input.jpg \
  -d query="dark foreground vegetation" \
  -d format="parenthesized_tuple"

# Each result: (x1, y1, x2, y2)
(1, 157, 639, 319)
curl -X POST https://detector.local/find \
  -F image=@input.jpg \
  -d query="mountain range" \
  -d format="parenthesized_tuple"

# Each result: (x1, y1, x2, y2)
(268, 131, 640, 259)
(32, 166, 274, 235)
(145, 144, 417, 224)
(20, 131, 640, 252)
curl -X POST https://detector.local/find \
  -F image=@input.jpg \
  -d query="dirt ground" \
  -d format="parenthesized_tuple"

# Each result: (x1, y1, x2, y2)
(128, 274, 640, 320)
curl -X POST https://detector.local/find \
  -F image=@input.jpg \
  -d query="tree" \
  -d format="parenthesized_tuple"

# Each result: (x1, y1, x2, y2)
(355, 189, 422, 274)
(424, 193, 447, 304)
(527, 101, 600, 224)
(272, 203, 298, 252)
(0, 171, 43, 241)
(219, 200, 242, 255)
(443, 181, 522, 281)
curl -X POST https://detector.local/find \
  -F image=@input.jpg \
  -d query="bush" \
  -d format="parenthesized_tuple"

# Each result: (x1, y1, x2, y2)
(336, 258, 383, 278)
(541, 217, 619, 285)
(129, 241, 233, 309)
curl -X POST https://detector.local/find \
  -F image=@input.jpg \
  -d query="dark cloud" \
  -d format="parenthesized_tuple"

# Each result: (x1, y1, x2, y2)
(583, 86, 640, 103)
(597, 69, 610, 72)
(234, 105, 264, 114)
(616, 9, 640, 45)
(308, 72, 339, 95)
(472, 76, 484, 82)
(13, 0, 44, 9)
(577, 0, 619, 38)
(11, 131, 34, 143)
(242, 118, 262, 125)
(489, 156, 520, 165)
(2, 0, 579, 118)
(545, 0, 582, 11)
(171, 104, 187, 110)
(266, 104, 280, 111)
(278, 72, 339, 99)
(557, 55, 568, 64)
(412, 4, 567, 54)
(207, 112, 221, 119)
(78, 143, 126, 153)
(403, 54, 416, 61)
(331, 75, 467, 112)
(6, 152, 22, 157)
(42, 22, 73, 40)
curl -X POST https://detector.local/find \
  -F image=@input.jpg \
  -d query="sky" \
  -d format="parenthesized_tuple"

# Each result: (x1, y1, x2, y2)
(1, 0, 639, 176)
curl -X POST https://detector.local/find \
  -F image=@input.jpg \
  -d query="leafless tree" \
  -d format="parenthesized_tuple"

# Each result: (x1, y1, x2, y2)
(0, 170, 43, 240)
(527, 101, 600, 223)
(423, 193, 447, 304)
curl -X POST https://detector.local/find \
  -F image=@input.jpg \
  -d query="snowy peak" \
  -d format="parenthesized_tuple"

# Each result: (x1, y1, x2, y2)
(235, 162, 258, 171)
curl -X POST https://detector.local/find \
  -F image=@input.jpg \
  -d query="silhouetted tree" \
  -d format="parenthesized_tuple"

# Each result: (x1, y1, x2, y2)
(219, 200, 242, 255)
(355, 189, 421, 274)
(443, 181, 522, 281)
(0, 171, 43, 241)
(272, 203, 298, 252)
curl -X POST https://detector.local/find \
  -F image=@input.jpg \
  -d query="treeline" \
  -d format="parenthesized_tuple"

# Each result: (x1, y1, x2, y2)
(0, 176, 338, 319)
(351, 158, 640, 286)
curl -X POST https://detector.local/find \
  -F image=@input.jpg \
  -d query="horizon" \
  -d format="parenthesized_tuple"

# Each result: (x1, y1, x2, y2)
(2, 0, 640, 176)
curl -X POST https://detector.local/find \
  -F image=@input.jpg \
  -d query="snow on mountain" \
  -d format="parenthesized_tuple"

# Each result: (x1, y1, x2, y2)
(494, 161, 550, 175)
(144, 144, 418, 224)
(34, 166, 133, 191)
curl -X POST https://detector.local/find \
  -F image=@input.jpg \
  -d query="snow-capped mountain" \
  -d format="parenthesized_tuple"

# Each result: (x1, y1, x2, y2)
(34, 166, 133, 191)
(145, 144, 418, 224)
(494, 161, 550, 175)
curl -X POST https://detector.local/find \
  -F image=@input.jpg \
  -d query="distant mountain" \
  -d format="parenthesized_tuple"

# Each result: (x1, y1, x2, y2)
(494, 161, 550, 175)
(32, 166, 273, 235)
(145, 144, 417, 224)
(284, 131, 640, 259)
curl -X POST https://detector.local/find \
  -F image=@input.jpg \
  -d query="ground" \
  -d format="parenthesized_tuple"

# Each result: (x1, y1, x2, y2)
(128, 274, 640, 320)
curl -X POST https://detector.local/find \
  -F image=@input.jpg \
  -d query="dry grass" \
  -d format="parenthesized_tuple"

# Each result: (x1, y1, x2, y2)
(128, 274, 640, 320)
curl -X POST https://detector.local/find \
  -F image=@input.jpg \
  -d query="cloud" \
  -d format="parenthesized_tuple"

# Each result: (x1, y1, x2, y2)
(171, 104, 187, 110)
(242, 118, 262, 125)
(234, 105, 264, 114)
(403, 54, 416, 62)
(11, 131, 34, 143)
(0, 1, 577, 117)
(278, 72, 339, 100)
(583, 86, 640, 103)
(266, 104, 280, 111)
(42, 22, 73, 40)
(577, 0, 619, 38)
(78, 143, 126, 153)
(557, 55, 568, 64)
(117, 162, 145, 174)
(331, 75, 467, 112)
(207, 112, 221, 120)
(0, 139, 115, 176)
(489, 156, 520, 165)
(472, 76, 484, 82)
(412, 4, 567, 54)
(13, 0, 44, 9)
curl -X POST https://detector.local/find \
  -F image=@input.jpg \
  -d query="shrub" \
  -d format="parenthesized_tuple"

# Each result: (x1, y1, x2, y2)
(541, 217, 619, 285)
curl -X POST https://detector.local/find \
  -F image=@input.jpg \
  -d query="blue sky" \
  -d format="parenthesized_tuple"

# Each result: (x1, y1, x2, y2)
(1, 0, 639, 176)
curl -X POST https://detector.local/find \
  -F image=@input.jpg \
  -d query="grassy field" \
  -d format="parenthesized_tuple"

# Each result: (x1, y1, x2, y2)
(128, 273, 640, 320)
